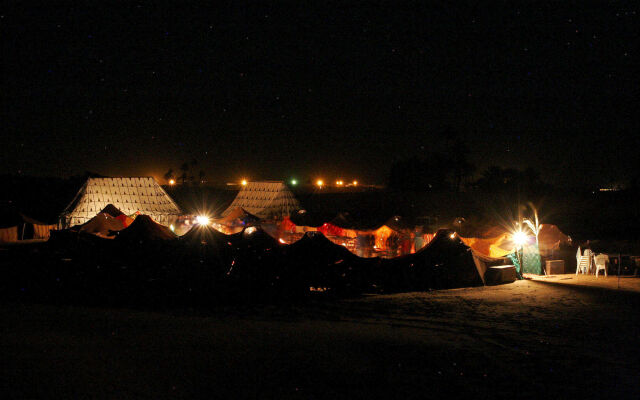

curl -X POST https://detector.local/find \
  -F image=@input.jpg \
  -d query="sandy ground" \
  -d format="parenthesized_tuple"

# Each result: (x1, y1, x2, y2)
(1, 276, 639, 399)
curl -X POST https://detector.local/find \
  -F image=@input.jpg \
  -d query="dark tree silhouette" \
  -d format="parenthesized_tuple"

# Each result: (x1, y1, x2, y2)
(388, 127, 475, 192)
(179, 162, 189, 185)
(163, 169, 174, 183)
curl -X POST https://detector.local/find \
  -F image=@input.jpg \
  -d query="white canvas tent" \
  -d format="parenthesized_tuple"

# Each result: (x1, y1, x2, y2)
(60, 177, 182, 227)
(222, 181, 300, 219)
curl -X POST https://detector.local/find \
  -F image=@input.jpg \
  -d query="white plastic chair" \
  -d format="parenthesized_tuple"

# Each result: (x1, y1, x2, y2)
(583, 249, 594, 274)
(594, 254, 609, 278)
(576, 247, 591, 275)
(576, 247, 583, 275)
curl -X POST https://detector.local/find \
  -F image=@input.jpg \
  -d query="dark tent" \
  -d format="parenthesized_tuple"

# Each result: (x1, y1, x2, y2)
(77, 212, 125, 238)
(380, 230, 501, 291)
(237, 226, 281, 250)
(289, 209, 334, 228)
(181, 224, 234, 246)
(215, 207, 260, 226)
(114, 215, 177, 243)
(100, 204, 124, 218)
(0, 206, 55, 242)
(280, 232, 373, 293)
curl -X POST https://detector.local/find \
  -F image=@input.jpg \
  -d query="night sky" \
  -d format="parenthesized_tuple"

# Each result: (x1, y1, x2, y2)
(2, 2, 638, 187)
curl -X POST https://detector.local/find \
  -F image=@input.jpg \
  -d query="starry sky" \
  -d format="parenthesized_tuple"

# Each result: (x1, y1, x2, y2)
(2, 2, 638, 187)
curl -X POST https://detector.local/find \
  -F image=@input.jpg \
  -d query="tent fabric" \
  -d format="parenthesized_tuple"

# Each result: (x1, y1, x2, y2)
(507, 244, 542, 277)
(537, 224, 571, 253)
(382, 230, 488, 290)
(460, 234, 513, 258)
(289, 210, 334, 227)
(181, 224, 234, 246)
(523, 244, 543, 275)
(78, 213, 126, 238)
(101, 204, 134, 227)
(0, 207, 47, 229)
(0, 207, 52, 241)
(222, 181, 300, 219)
(0, 226, 18, 243)
(212, 207, 261, 234)
(33, 224, 56, 239)
(462, 224, 570, 258)
(100, 204, 125, 218)
(114, 215, 177, 243)
(507, 253, 523, 279)
(215, 207, 260, 226)
(61, 177, 182, 227)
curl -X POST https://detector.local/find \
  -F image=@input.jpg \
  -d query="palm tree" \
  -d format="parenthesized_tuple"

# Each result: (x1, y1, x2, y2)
(179, 162, 189, 185)
(523, 202, 541, 246)
(163, 168, 174, 183)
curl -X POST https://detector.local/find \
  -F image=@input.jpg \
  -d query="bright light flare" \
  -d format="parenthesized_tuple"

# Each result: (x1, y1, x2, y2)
(512, 230, 528, 246)
(196, 215, 210, 226)
(241, 179, 248, 186)
(290, 179, 297, 186)
(316, 179, 324, 187)
(449, 232, 457, 239)
(169, 179, 176, 185)
(352, 180, 358, 186)
(245, 226, 257, 235)
(279, 238, 286, 244)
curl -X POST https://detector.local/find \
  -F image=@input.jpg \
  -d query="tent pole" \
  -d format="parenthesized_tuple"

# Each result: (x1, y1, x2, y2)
(617, 253, 621, 290)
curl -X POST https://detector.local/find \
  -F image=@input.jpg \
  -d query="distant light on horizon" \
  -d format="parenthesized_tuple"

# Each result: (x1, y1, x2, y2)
(241, 179, 248, 186)
(316, 179, 324, 188)
(290, 179, 297, 186)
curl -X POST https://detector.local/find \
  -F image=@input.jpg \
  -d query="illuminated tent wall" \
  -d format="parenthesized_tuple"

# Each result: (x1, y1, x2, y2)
(460, 233, 513, 258)
(461, 224, 571, 258)
(280, 215, 429, 258)
(212, 207, 261, 234)
(60, 177, 182, 228)
(0, 207, 56, 242)
(222, 181, 300, 219)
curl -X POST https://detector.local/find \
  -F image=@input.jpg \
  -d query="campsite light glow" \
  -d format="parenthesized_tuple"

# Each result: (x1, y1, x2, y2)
(241, 179, 248, 186)
(316, 179, 324, 188)
(196, 215, 210, 226)
(169, 179, 176, 185)
(512, 230, 528, 247)
(290, 179, 297, 186)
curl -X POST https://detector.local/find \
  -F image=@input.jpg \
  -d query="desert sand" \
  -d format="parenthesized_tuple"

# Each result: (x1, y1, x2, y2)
(1, 275, 639, 399)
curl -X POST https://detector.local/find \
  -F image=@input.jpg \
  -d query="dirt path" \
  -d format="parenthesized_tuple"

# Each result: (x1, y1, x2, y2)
(1, 278, 639, 399)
